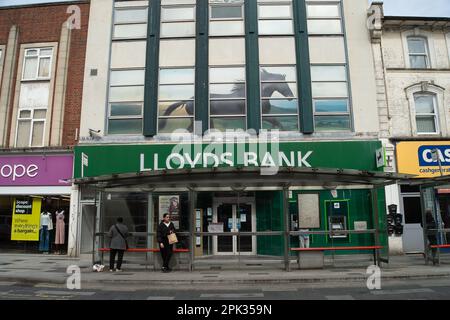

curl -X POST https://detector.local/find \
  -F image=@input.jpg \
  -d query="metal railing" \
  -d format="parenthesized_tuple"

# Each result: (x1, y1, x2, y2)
(92, 228, 382, 271)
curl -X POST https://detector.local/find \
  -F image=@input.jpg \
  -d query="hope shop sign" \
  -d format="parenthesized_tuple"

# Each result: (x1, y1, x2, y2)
(0, 155, 73, 186)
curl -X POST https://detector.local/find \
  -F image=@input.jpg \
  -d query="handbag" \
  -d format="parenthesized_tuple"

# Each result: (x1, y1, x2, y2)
(115, 225, 129, 250)
(168, 232, 178, 245)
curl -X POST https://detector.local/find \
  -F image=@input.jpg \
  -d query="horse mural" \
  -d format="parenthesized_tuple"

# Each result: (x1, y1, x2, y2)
(158, 69, 295, 132)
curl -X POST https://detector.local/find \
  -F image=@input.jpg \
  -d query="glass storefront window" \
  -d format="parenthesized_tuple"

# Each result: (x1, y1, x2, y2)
(101, 192, 148, 248)
(0, 195, 70, 254)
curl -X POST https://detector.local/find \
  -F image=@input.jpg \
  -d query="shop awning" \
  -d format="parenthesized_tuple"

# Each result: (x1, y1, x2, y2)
(407, 174, 450, 188)
(72, 166, 415, 189)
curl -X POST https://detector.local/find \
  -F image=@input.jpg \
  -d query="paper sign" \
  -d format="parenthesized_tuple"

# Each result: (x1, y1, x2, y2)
(208, 223, 223, 233)
(354, 221, 368, 231)
(240, 214, 247, 222)
(334, 202, 340, 209)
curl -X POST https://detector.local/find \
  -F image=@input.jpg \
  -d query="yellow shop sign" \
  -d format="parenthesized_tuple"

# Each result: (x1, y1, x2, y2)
(11, 197, 42, 241)
(397, 141, 450, 178)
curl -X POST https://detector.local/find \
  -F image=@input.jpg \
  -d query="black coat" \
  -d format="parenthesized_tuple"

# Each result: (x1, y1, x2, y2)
(157, 221, 176, 245)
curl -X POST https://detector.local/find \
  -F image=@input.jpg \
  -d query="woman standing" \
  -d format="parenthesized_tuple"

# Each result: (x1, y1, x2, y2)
(157, 213, 176, 272)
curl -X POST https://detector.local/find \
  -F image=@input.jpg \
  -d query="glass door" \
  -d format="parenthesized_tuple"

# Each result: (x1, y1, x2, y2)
(213, 198, 256, 255)
(217, 203, 234, 253)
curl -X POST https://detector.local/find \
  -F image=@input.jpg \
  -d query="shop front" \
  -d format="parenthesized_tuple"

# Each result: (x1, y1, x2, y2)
(396, 141, 450, 254)
(73, 140, 403, 269)
(0, 153, 73, 254)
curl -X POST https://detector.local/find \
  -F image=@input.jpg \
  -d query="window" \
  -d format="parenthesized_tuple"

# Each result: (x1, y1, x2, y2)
(158, 68, 195, 134)
(113, 6, 148, 39)
(208, 0, 246, 131)
(307, 3, 342, 35)
(258, 1, 294, 35)
(108, 69, 145, 134)
(407, 37, 430, 69)
(15, 46, 53, 147)
(414, 93, 438, 134)
(22, 48, 53, 80)
(210, 66, 246, 131)
(258, 0, 299, 132)
(311, 65, 350, 131)
(108, 1, 149, 135)
(16, 109, 46, 147)
(260, 65, 298, 131)
(157, 1, 197, 134)
(209, 0, 244, 36)
(161, 5, 196, 38)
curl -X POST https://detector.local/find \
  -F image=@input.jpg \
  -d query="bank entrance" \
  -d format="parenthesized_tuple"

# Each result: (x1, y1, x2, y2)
(72, 141, 413, 270)
(213, 197, 256, 255)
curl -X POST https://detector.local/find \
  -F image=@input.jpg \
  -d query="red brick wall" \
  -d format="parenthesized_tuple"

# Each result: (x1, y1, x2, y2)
(0, 1, 90, 147)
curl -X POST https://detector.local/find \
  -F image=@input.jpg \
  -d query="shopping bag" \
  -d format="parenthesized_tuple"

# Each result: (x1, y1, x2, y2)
(168, 233, 178, 245)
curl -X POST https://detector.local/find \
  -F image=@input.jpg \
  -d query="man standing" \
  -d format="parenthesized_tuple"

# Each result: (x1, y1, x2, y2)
(107, 217, 129, 272)
(157, 213, 176, 272)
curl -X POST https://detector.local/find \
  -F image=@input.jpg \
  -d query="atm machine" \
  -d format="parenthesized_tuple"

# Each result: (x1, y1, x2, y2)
(327, 200, 349, 240)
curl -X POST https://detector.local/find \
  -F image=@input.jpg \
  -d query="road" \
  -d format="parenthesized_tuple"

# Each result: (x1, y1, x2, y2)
(1, 277, 450, 300)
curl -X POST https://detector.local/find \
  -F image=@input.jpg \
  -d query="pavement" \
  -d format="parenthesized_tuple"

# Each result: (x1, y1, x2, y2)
(2, 278, 450, 300)
(1, 253, 450, 288)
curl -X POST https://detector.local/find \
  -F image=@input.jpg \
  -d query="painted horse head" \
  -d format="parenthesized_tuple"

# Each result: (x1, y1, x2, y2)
(260, 69, 295, 101)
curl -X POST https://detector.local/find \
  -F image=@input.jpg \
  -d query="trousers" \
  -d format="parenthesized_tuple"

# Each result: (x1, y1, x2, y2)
(160, 243, 173, 269)
(109, 249, 125, 270)
(39, 226, 50, 252)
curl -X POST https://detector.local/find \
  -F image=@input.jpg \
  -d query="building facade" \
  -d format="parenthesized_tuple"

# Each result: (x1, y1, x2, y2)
(0, 1, 89, 254)
(370, 2, 450, 254)
(71, 0, 389, 266)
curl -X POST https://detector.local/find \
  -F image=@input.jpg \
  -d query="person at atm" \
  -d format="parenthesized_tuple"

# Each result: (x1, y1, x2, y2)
(299, 228, 310, 248)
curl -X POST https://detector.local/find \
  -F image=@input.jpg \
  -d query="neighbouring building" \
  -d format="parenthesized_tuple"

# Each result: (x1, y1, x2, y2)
(370, 2, 450, 254)
(72, 0, 397, 269)
(0, 1, 89, 254)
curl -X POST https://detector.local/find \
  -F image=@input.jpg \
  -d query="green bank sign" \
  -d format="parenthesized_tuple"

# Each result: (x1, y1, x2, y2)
(74, 141, 382, 179)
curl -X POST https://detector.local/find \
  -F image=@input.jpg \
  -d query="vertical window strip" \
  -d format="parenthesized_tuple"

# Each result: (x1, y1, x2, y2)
(306, 0, 351, 132)
(157, 1, 197, 134)
(257, 0, 298, 132)
(109, 1, 149, 135)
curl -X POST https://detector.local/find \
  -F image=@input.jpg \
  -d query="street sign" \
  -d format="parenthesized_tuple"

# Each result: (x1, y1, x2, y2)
(375, 148, 385, 168)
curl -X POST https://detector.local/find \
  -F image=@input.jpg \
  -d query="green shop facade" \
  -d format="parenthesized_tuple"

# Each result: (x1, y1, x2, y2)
(73, 140, 407, 270)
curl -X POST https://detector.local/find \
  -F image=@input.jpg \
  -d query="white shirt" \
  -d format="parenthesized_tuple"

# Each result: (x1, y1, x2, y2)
(40, 212, 53, 230)
(164, 222, 170, 228)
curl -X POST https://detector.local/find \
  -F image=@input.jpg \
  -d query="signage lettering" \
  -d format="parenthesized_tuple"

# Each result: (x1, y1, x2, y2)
(0, 163, 39, 181)
(139, 151, 313, 172)
(419, 146, 450, 166)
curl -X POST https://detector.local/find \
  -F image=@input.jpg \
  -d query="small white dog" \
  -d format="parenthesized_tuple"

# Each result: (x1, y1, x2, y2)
(92, 264, 105, 272)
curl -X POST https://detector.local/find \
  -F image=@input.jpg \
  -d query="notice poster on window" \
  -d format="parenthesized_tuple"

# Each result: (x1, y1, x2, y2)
(298, 193, 320, 229)
(159, 195, 180, 229)
(11, 197, 41, 241)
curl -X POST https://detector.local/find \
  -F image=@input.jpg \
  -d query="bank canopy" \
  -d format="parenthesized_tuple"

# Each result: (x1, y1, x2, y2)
(72, 141, 414, 189)
(72, 166, 413, 189)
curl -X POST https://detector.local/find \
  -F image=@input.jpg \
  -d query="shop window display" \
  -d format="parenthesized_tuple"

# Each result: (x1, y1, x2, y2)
(0, 195, 70, 254)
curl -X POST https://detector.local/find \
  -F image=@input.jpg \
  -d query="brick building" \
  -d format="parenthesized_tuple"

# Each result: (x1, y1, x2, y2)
(0, 1, 89, 254)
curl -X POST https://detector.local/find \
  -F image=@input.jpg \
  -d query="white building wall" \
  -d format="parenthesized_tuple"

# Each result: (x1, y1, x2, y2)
(79, 0, 114, 139)
(371, 2, 450, 254)
(343, 0, 379, 135)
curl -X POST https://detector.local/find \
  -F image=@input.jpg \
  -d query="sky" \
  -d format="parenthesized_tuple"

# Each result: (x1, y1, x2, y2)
(0, 0, 449, 18)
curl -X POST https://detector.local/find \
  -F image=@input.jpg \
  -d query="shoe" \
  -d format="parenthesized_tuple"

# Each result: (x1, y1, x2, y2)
(109, 269, 114, 272)
(116, 269, 123, 272)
